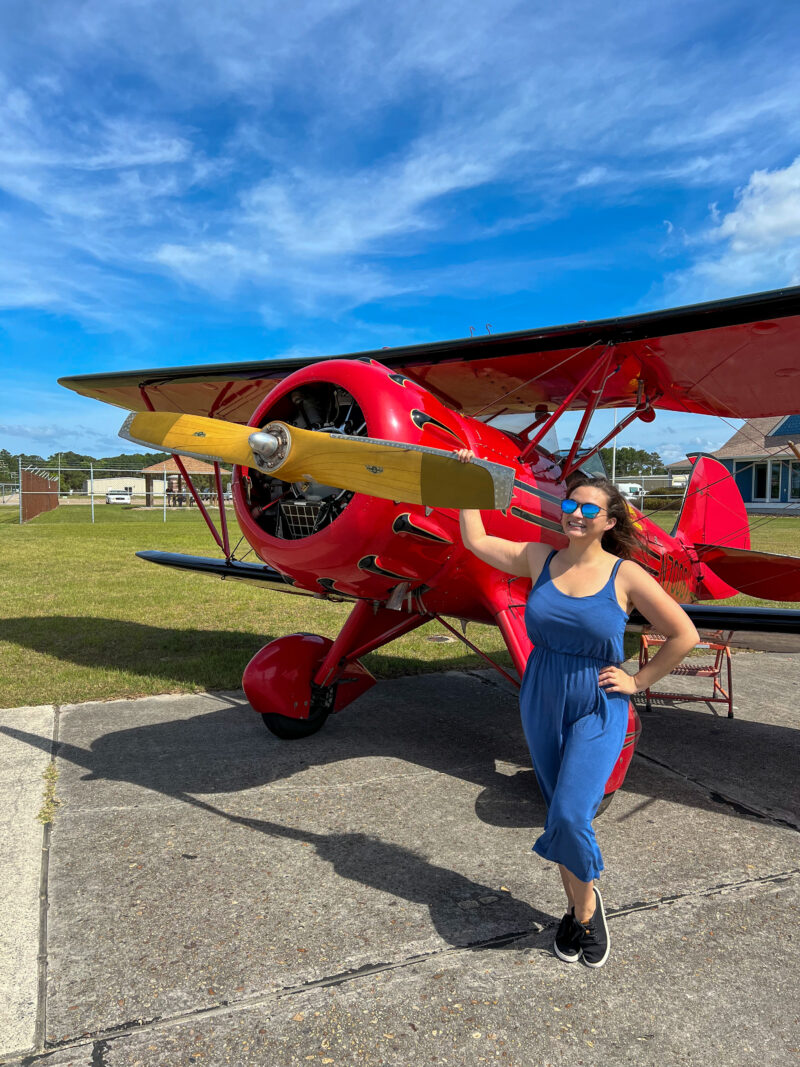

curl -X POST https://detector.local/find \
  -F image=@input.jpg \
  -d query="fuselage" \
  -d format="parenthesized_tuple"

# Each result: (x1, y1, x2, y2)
(231, 357, 697, 622)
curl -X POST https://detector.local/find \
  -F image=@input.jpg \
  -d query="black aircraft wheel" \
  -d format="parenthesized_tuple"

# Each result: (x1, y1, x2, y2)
(260, 683, 336, 740)
(595, 792, 615, 817)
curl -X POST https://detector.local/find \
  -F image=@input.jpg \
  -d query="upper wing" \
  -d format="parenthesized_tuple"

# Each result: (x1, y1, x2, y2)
(59, 285, 800, 422)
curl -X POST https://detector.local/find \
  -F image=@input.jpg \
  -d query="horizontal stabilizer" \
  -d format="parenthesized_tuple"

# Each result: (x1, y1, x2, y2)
(694, 544, 800, 602)
(135, 551, 350, 597)
(629, 602, 800, 652)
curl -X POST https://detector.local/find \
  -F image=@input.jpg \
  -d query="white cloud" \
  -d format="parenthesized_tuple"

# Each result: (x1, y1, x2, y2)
(1, 0, 800, 329)
(716, 157, 800, 249)
(657, 157, 800, 305)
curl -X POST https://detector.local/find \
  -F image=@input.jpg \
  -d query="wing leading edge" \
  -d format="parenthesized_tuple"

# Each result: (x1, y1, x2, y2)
(59, 285, 800, 422)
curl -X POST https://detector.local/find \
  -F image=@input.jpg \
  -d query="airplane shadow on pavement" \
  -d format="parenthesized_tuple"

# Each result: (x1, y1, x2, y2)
(3, 618, 798, 946)
(1, 694, 558, 948)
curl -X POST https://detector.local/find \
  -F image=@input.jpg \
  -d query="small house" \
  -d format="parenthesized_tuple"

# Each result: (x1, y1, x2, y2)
(668, 416, 800, 514)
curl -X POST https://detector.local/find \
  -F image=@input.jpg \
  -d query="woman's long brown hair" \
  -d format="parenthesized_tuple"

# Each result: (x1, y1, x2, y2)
(566, 475, 645, 560)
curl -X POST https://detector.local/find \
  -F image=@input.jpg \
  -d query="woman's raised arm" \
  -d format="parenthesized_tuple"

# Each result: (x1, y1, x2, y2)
(459, 508, 532, 577)
(455, 450, 531, 577)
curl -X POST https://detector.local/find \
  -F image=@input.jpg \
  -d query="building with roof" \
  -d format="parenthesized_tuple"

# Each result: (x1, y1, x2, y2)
(668, 416, 800, 514)
(82, 475, 148, 496)
(80, 458, 231, 505)
(140, 457, 231, 507)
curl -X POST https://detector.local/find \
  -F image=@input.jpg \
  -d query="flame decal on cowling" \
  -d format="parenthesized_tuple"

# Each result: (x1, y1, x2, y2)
(358, 555, 416, 580)
(410, 409, 464, 443)
(317, 577, 351, 594)
(509, 506, 564, 534)
(513, 478, 562, 505)
(392, 512, 453, 544)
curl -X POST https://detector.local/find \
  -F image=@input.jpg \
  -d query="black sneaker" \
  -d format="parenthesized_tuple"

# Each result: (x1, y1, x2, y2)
(577, 887, 610, 968)
(553, 908, 582, 963)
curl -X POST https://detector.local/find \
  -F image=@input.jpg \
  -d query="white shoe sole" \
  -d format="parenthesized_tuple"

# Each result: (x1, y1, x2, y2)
(581, 887, 610, 968)
(553, 943, 580, 963)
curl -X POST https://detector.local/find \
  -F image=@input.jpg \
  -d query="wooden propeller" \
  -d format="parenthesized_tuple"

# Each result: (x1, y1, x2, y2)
(120, 411, 514, 510)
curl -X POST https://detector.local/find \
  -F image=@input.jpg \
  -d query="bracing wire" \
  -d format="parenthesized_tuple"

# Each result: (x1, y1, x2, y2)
(639, 406, 799, 549)
(469, 339, 607, 418)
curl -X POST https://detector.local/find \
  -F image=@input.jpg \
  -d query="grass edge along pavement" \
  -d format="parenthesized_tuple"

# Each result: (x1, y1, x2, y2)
(1, 506, 799, 708)
(36, 763, 60, 825)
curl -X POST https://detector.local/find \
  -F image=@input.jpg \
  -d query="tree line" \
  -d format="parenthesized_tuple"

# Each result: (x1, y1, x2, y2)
(0, 448, 172, 492)
(597, 446, 667, 477)
(1, 444, 669, 492)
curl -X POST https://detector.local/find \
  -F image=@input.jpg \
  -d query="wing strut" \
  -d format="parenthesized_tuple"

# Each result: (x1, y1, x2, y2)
(519, 344, 614, 463)
(139, 385, 233, 559)
(516, 346, 660, 480)
(557, 346, 616, 479)
(558, 381, 661, 480)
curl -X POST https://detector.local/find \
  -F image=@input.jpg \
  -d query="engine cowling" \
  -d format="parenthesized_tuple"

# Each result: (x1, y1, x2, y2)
(233, 359, 468, 599)
(231, 357, 567, 618)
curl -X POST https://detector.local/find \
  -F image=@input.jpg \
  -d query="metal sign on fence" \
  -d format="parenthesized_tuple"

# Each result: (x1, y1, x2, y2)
(19, 461, 59, 522)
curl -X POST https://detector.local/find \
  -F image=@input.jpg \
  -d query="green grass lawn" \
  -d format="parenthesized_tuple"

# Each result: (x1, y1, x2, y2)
(1, 504, 798, 708)
(644, 508, 800, 608)
(0, 504, 514, 707)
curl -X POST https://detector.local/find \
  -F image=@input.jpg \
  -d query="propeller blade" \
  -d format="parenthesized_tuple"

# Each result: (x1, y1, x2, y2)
(120, 411, 255, 466)
(270, 424, 513, 509)
(120, 412, 514, 509)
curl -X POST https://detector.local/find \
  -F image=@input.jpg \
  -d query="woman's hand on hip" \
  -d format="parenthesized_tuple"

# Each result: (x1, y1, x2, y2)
(598, 666, 638, 696)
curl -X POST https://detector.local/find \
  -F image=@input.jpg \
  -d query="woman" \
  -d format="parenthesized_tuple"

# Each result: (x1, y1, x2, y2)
(456, 457, 699, 968)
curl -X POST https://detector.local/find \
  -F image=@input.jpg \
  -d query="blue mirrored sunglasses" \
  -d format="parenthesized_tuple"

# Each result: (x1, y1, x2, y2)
(561, 498, 606, 519)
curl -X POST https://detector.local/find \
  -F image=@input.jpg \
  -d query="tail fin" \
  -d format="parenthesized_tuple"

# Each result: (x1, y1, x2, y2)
(673, 453, 750, 550)
(674, 453, 750, 599)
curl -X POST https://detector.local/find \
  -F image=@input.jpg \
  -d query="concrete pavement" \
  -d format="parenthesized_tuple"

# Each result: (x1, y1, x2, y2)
(0, 653, 798, 1065)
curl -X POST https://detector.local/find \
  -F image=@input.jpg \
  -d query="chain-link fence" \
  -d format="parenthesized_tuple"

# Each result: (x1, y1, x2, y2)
(2, 462, 232, 524)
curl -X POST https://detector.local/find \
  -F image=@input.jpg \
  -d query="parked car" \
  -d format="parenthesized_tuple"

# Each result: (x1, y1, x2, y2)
(616, 482, 645, 500)
(105, 490, 132, 504)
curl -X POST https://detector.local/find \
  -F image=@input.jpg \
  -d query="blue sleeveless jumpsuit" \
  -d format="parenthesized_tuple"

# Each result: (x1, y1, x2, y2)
(519, 549, 629, 883)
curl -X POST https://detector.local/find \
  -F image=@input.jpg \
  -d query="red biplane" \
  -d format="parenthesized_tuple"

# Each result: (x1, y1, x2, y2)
(59, 286, 800, 807)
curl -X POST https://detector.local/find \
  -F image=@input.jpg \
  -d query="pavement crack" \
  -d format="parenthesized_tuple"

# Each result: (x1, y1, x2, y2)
(609, 866, 800, 918)
(32, 705, 61, 1053)
(463, 670, 516, 692)
(8, 868, 798, 1064)
(633, 750, 800, 832)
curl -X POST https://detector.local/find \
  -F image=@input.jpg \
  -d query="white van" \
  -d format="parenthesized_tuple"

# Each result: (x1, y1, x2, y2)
(106, 490, 132, 504)
(616, 482, 645, 500)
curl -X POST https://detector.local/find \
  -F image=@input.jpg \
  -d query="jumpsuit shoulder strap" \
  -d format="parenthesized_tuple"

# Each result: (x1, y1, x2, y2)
(532, 548, 557, 590)
(606, 557, 625, 601)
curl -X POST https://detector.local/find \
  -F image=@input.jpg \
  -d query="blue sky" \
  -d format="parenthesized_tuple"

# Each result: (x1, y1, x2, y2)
(1, 0, 799, 464)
